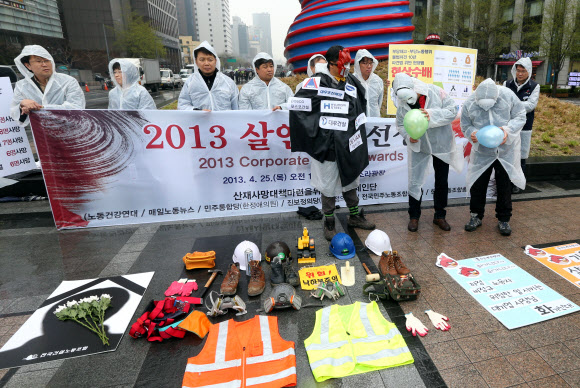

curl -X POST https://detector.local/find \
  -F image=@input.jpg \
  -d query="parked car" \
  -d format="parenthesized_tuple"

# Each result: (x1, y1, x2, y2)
(160, 68, 175, 89)
(173, 73, 183, 88)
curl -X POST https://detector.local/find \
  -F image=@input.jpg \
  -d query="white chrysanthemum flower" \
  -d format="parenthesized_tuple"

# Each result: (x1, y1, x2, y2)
(54, 305, 66, 314)
(66, 300, 78, 307)
(101, 294, 112, 300)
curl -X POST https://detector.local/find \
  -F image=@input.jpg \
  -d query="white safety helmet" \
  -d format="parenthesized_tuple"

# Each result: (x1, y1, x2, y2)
(232, 240, 261, 270)
(364, 230, 392, 256)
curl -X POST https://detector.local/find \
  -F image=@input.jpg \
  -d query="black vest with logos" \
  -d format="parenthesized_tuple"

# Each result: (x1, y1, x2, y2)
(506, 78, 537, 132)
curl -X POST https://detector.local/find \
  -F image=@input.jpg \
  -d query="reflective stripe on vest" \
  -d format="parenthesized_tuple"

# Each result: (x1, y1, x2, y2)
(304, 301, 414, 382)
(183, 315, 296, 388)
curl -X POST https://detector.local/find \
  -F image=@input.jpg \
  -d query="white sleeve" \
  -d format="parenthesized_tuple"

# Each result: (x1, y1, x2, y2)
(140, 88, 157, 110)
(177, 79, 196, 110)
(238, 85, 251, 110)
(44, 77, 85, 109)
(522, 84, 540, 113)
(10, 82, 28, 125)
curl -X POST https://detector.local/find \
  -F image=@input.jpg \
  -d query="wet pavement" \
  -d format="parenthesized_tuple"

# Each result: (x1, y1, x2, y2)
(84, 88, 180, 109)
(0, 180, 579, 387)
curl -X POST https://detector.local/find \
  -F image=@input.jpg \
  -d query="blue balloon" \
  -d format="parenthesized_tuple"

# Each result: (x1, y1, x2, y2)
(476, 125, 504, 148)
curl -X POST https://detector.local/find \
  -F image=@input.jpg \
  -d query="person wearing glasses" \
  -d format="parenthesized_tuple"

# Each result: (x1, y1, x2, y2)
(11, 45, 85, 126)
(353, 50, 384, 117)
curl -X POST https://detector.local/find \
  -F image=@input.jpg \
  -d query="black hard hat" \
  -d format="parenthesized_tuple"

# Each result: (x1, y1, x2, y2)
(265, 241, 291, 262)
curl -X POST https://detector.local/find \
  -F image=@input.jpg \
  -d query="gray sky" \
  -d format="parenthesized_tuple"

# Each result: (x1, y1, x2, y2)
(230, 0, 302, 64)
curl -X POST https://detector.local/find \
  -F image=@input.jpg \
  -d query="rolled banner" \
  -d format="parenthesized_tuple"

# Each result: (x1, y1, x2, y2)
(403, 109, 429, 140)
(476, 125, 504, 148)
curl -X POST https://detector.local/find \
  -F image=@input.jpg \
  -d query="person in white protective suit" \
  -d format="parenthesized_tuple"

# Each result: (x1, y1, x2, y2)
(108, 59, 156, 110)
(178, 41, 238, 111)
(11, 45, 85, 126)
(503, 57, 540, 193)
(238, 52, 294, 110)
(461, 78, 527, 236)
(295, 54, 327, 92)
(353, 49, 384, 117)
(393, 73, 462, 232)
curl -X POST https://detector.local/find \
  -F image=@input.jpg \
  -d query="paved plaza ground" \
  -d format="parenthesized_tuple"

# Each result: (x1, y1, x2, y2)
(0, 180, 579, 387)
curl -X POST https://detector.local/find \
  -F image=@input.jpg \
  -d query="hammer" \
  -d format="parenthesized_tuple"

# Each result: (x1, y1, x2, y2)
(200, 269, 222, 299)
(362, 263, 381, 282)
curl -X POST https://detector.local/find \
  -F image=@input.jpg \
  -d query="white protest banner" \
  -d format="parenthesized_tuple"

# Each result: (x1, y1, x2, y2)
(29, 110, 470, 229)
(0, 77, 36, 177)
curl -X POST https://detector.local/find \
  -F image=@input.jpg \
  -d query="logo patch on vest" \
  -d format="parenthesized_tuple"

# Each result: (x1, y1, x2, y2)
(318, 87, 345, 99)
(320, 100, 349, 114)
(345, 83, 357, 98)
(319, 116, 349, 131)
(355, 112, 366, 129)
(302, 77, 320, 90)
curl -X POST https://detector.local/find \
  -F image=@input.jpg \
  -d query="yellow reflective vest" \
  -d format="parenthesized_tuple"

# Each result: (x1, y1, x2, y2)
(304, 301, 414, 382)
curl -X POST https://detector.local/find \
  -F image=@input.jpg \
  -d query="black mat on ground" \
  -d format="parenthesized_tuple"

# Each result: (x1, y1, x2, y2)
(549, 180, 580, 191)
(341, 214, 447, 388)
(517, 185, 540, 194)
(0, 211, 54, 229)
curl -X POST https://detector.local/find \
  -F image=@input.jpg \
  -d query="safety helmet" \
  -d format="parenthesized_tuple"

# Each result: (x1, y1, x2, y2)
(232, 240, 261, 270)
(365, 229, 392, 256)
(329, 233, 355, 260)
(265, 241, 291, 263)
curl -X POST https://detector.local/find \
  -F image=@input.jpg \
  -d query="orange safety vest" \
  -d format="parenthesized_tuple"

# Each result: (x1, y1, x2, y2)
(183, 315, 296, 388)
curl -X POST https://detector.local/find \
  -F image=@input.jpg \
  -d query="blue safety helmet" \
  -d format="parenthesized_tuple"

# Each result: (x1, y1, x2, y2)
(329, 233, 356, 260)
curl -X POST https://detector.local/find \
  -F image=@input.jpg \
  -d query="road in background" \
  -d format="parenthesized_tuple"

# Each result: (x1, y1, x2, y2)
(84, 87, 180, 109)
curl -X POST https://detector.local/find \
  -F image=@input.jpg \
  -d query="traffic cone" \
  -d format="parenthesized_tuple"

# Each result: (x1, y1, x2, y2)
(85, 84, 90, 92)
(103, 83, 108, 91)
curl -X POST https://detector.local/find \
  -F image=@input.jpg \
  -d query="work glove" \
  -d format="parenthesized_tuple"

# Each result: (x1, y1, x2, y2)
(179, 280, 198, 296)
(425, 310, 450, 331)
(405, 312, 428, 337)
(165, 279, 186, 296)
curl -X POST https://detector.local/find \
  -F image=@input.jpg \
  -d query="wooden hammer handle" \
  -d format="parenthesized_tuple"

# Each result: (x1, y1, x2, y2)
(205, 272, 219, 288)
(362, 263, 373, 275)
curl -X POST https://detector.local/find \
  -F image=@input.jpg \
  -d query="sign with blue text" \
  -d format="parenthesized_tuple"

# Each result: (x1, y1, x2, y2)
(436, 253, 580, 329)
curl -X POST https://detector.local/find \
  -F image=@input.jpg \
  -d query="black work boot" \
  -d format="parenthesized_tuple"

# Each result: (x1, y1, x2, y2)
(324, 216, 337, 241)
(284, 259, 299, 287)
(270, 255, 285, 285)
(347, 208, 376, 230)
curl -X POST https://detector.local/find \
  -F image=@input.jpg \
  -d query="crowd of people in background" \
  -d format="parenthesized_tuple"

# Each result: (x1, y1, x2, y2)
(9, 33, 539, 237)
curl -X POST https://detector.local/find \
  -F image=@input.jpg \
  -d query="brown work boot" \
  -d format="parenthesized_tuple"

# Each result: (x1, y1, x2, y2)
(248, 260, 266, 296)
(393, 251, 411, 275)
(220, 263, 240, 296)
(408, 219, 419, 232)
(379, 251, 397, 277)
(347, 208, 376, 230)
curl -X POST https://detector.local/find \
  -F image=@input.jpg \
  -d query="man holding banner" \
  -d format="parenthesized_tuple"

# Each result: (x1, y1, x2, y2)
(393, 73, 461, 232)
(290, 45, 375, 241)
(10, 45, 85, 126)
(178, 41, 238, 111)
(238, 52, 294, 111)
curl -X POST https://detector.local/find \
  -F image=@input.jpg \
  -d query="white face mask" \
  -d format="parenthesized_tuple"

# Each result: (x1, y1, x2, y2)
(314, 62, 328, 74)
(339, 63, 350, 78)
(477, 98, 496, 111)
(397, 88, 418, 105)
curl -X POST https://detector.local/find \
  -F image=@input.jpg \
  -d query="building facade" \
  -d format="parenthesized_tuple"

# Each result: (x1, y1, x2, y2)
(0, 0, 64, 63)
(409, 0, 580, 86)
(252, 12, 271, 55)
(180, 35, 199, 65)
(176, 0, 197, 40)
(193, 0, 232, 55)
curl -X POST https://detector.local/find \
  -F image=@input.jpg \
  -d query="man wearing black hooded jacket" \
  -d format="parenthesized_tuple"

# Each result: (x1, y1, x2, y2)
(290, 45, 375, 241)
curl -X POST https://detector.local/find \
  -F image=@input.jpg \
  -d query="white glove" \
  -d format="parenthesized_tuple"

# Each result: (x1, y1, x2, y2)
(425, 310, 450, 331)
(405, 313, 428, 337)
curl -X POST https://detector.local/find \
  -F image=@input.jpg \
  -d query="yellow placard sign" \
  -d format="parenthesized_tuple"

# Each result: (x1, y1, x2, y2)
(525, 243, 580, 289)
(298, 264, 342, 290)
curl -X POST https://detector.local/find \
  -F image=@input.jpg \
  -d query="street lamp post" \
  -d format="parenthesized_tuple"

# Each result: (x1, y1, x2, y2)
(103, 23, 110, 64)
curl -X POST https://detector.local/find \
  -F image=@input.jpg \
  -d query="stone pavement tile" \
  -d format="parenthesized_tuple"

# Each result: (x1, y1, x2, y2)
(544, 280, 580, 297)
(534, 343, 580, 373)
(456, 296, 488, 315)
(513, 322, 560, 348)
(399, 297, 433, 316)
(560, 370, 580, 387)
(505, 384, 530, 388)
(449, 315, 483, 339)
(424, 340, 470, 370)
(378, 363, 426, 388)
(4, 368, 57, 388)
(457, 334, 502, 363)
(506, 350, 556, 382)
(439, 364, 488, 388)
(565, 337, 580, 358)
(427, 297, 469, 319)
(526, 375, 571, 388)
(469, 312, 506, 334)
(473, 356, 525, 388)
(486, 330, 532, 356)
(416, 322, 454, 345)
(441, 280, 472, 299)
(0, 369, 8, 380)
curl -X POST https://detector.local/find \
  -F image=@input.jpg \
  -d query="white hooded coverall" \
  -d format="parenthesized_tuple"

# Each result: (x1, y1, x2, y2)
(238, 52, 294, 110)
(353, 49, 384, 118)
(295, 54, 326, 93)
(11, 45, 85, 126)
(108, 59, 156, 110)
(178, 41, 239, 111)
(393, 73, 462, 202)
